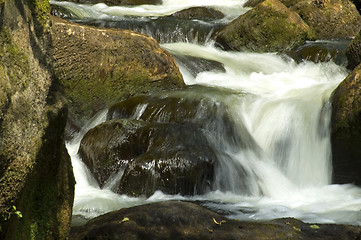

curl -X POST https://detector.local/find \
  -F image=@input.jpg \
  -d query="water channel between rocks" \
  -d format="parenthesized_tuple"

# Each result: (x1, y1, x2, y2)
(51, 0, 361, 226)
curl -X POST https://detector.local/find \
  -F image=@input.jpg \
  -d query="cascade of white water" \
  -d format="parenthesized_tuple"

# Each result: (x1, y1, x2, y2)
(60, 0, 361, 226)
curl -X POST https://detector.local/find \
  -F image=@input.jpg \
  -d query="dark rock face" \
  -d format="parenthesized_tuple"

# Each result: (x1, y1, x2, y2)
(346, 30, 361, 70)
(331, 64, 361, 186)
(213, 0, 315, 52)
(61, 0, 161, 6)
(0, 0, 75, 239)
(79, 88, 259, 197)
(79, 120, 216, 197)
(281, 0, 361, 40)
(285, 40, 349, 65)
(51, 17, 185, 131)
(70, 201, 361, 240)
(171, 7, 225, 20)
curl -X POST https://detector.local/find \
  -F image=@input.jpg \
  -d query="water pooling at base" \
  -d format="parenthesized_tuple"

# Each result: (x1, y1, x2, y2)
(57, 0, 361, 226)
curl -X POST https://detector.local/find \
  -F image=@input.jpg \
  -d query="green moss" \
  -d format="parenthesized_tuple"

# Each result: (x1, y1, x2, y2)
(31, 0, 51, 30)
(0, 28, 30, 90)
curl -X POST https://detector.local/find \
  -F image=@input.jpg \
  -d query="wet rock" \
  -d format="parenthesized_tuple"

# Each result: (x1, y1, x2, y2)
(79, 119, 216, 197)
(174, 55, 225, 77)
(285, 40, 349, 65)
(0, 0, 74, 239)
(213, 0, 315, 52)
(61, 0, 161, 6)
(280, 0, 361, 40)
(51, 17, 185, 128)
(331, 63, 361, 186)
(171, 7, 225, 20)
(70, 201, 361, 240)
(107, 91, 233, 130)
(346, 30, 361, 70)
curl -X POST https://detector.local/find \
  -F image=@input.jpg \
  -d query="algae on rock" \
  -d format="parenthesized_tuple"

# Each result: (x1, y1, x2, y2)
(0, 0, 75, 239)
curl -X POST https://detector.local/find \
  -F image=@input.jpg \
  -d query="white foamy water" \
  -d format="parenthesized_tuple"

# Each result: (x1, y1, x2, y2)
(50, 0, 249, 20)
(61, 0, 361, 226)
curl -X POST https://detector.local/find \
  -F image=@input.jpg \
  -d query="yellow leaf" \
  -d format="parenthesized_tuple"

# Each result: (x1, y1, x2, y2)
(121, 217, 130, 223)
(213, 217, 226, 225)
(310, 225, 320, 229)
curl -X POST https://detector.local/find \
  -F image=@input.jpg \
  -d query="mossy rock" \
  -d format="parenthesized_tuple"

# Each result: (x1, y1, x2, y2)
(171, 7, 225, 20)
(331, 63, 361, 186)
(79, 120, 216, 197)
(346, 29, 361, 70)
(213, 0, 315, 52)
(60, 0, 161, 6)
(0, 0, 75, 239)
(51, 17, 185, 128)
(350, 0, 361, 14)
(280, 0, 361, 40)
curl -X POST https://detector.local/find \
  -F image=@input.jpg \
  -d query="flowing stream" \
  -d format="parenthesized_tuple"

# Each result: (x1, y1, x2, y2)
(52, 0, 361, 226)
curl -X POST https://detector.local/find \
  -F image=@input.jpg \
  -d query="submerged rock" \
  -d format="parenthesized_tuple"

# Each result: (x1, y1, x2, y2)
(0, 0, 74, 239)
(70, 201, 361, 240)
(213, 0, 315, 52)
(171, 7, 225, 20)
(51, 17, 184, 131)
(79, 120, 216, 197)
(331, 63, 361, 186)
(280, 0, 361, 40)
(285, 40, 349, 65)
(61, 0, 161, 6)
(346, 30, 361, 70)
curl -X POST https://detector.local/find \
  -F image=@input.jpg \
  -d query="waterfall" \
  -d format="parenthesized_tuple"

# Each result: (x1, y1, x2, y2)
(55, 0, 361, 226)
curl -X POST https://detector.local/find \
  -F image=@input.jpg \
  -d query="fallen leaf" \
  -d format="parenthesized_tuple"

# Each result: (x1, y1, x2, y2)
(310, 225, 320, 229)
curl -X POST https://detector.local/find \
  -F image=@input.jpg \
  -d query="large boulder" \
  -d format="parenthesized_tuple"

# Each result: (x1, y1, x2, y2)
(61, 0, 161, 6)
(213, 0, 315, 52)
(346, 30, 361, 70)
(0, 0, 75, 239)
(51, 17, 185, 128)
(331, 63, 361, 186)
(280, 0, 361, 40)
(78, 120, 216, 197)
(70, 201, 361, 240)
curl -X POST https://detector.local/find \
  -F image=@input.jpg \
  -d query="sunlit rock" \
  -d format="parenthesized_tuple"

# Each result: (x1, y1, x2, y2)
(280, 0, 361, 40)
(51, 17, 185, 131)
(213, 0, 315, 52)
